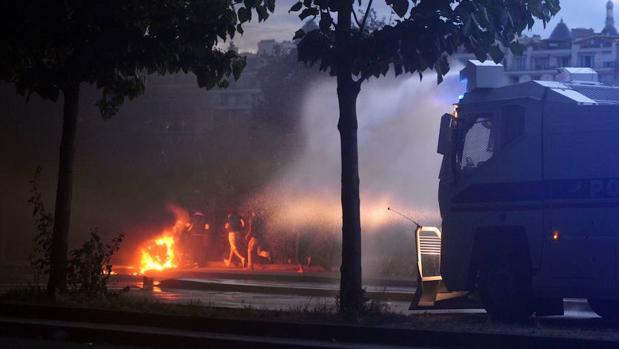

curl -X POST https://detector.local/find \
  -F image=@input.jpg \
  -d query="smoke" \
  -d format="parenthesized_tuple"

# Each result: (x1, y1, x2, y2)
(165, 202, 190, 228)
(258, 66, 464, 233)
(0, 58, 464, 272)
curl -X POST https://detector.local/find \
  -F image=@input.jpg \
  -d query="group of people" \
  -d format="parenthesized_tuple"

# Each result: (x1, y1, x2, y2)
(175, 209, 271, 270)
(224, 210, 271, 270)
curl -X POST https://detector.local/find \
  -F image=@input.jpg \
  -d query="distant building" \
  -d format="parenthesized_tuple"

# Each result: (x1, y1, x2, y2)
(144, 21, 316, 120)
(211, 22, 315, 115)
(209, 53, 263, 117)
(257, 39, 277, 56)
(455, 0, 619, 85)
(257, 39, 296, 56)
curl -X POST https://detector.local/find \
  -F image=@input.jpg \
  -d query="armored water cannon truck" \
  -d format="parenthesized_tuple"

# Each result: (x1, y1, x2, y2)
(417, 60, 619, 321)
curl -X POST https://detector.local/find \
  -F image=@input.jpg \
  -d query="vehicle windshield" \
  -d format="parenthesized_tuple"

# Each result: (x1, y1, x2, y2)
(456, 114, 496, 172)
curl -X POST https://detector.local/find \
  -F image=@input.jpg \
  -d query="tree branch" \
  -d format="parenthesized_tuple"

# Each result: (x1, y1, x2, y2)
(359, 0, 373, 32)
(353, 71, 367, 84)
(352, 8, 362, 28)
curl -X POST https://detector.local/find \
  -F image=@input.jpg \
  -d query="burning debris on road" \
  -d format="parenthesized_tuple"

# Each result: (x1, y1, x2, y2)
(132, 198, 425, 277)
(136, 204, 276, 274)
(140, 234, 177, 274)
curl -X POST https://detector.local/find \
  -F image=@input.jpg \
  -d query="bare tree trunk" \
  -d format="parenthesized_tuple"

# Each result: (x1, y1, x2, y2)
(47, 83, 80, 297)
(0, 200, 5, 264)
(337, 0, 363, 319)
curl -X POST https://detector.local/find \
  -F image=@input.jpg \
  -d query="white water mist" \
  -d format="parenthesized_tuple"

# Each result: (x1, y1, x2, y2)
(261, 67, 464, 230)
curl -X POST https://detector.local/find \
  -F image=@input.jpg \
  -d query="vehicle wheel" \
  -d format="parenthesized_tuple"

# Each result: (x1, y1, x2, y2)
(478, 247, 534, 322)
(588, 299, 619, 321)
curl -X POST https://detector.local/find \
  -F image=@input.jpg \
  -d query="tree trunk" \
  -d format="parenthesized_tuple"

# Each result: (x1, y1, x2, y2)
(47, 83, 80, 297)
(336, 0, 363, 319)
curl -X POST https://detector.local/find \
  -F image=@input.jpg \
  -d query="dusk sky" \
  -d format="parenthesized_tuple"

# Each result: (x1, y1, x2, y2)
(234, 0, 617, 52)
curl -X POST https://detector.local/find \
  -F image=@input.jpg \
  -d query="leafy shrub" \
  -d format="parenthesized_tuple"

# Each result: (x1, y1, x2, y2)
(67, 230, 123, 298)
(27, 167, 53, 286)
(27, 167, 123, 298)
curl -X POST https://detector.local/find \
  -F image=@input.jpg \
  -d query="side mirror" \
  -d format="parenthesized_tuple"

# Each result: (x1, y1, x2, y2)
(437, 113, 453, 155)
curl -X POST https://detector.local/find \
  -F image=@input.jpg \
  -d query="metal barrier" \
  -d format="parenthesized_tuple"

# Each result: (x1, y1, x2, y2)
(411, 226, 468, 309)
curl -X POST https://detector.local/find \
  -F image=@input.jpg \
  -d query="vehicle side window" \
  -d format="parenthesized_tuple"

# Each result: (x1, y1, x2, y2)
(460, 114, 495, 171)
(501, 105, 525, 146)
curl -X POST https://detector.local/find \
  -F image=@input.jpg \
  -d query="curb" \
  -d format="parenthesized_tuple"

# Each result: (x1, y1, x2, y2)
(158, 278, 414, 302)
(0, 302, 617, 349)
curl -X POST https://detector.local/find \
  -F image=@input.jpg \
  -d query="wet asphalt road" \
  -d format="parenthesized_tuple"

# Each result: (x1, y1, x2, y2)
(108, 273, 602, 321)
(112, 272, 414, 312)
(0, 336, 143, 349)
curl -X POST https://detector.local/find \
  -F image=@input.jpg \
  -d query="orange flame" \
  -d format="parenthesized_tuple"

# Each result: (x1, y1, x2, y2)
(138, 204, 189, 274)
(139, 234, 177, 274)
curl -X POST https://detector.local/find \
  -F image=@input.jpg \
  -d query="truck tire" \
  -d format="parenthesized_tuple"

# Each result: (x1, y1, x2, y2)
(588, 299, 619, 321)
(478, 246, 534, 322)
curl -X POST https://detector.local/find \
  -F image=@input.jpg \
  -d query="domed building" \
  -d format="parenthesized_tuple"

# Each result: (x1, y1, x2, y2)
(548, 19, 572, 45)
(455, 1, 619, 86)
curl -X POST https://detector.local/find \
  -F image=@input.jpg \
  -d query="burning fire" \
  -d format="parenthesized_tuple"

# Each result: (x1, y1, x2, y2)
(139, 234, 177, 274)
(138, 204, 189, 274)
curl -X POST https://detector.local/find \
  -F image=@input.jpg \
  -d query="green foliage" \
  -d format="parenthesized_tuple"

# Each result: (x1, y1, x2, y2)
(27, 167, 53, 286)
(27, 167, 123, 298)
(290, 0, 561, 83)
(0, 0, 274, 117)
(67, 230, 124, 298)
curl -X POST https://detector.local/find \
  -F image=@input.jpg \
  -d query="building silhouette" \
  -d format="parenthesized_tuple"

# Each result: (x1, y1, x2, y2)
(456, 0, 619, 85)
